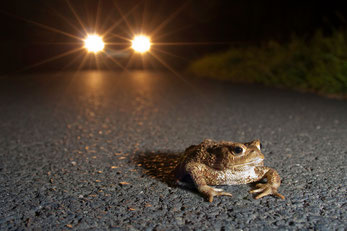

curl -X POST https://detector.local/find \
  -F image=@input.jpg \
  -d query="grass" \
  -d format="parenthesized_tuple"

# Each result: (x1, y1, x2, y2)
(188, 30, 347, 98)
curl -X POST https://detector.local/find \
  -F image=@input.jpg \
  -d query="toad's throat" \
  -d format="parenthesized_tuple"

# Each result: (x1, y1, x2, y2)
(231, 157, 264, 167)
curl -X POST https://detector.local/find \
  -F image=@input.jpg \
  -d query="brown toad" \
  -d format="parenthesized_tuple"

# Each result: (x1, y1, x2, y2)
(175, 139, 284, 202)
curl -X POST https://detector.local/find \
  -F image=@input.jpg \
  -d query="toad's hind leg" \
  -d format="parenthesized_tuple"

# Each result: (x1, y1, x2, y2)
(186, 163, 232, 202)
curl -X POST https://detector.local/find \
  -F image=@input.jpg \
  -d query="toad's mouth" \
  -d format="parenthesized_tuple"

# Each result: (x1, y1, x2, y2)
(233, 157, 264, 167)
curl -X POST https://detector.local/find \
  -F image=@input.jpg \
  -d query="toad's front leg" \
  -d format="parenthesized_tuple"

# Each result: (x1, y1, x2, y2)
(184, 163, 233, 202)
(250, 167, 285, 199)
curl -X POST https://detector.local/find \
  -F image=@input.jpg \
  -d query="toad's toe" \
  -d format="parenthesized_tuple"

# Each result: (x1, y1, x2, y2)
(250, 183, 285, 200)
(200, 185, 232, 202)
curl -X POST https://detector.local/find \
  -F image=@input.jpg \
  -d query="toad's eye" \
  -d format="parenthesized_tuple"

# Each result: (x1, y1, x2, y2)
(234, 146, 243, 154)
(260, 143, 263, 150)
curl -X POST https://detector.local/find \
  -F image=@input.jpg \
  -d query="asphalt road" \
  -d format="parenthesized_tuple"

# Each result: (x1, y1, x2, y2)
(0, 71, 346, 230)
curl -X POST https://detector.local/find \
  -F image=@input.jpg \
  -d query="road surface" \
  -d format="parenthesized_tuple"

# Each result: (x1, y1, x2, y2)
(0, 71, 346, 230)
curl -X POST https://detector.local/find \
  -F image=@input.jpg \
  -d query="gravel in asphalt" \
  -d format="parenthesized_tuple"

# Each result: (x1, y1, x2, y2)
(0, 71, 346, 230)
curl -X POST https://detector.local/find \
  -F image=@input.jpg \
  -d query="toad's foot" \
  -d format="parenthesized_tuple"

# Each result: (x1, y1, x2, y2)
(249, 183, 285, 199)
(199, 185, 233, 202)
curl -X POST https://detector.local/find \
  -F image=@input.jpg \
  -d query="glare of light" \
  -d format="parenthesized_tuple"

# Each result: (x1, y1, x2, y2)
(131, 35, 151, 53)
(84, 34, 105, 53)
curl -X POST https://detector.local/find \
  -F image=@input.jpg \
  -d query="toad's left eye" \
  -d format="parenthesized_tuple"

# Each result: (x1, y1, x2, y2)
(234, 146, 243, 154)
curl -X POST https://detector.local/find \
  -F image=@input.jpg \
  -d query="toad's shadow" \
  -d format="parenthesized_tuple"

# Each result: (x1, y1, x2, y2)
(134, 151, 182, 187)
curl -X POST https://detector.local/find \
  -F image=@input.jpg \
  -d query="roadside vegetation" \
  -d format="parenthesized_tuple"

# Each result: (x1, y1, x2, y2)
(188, 30, 347, 98)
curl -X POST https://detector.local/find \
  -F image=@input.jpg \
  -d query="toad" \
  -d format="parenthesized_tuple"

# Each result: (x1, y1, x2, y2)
(175, 139, 285, 202)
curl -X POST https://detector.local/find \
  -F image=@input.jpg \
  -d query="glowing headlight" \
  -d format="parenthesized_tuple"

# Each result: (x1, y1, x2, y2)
(131, 35, 151, 53)
(84, 34, 104, 53)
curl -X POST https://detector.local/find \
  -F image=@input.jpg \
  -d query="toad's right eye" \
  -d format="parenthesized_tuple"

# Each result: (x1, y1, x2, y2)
(234, 146, 243, 155)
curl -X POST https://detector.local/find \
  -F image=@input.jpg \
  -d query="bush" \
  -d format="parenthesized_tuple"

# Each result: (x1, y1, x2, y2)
(188, 30, 347, 97)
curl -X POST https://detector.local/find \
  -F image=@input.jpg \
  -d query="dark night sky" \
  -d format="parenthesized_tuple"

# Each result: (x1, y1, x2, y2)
(0, 0, 346, 73)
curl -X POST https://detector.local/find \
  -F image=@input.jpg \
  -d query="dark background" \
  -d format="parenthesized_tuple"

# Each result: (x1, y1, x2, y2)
(0, 0, 346, 73)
